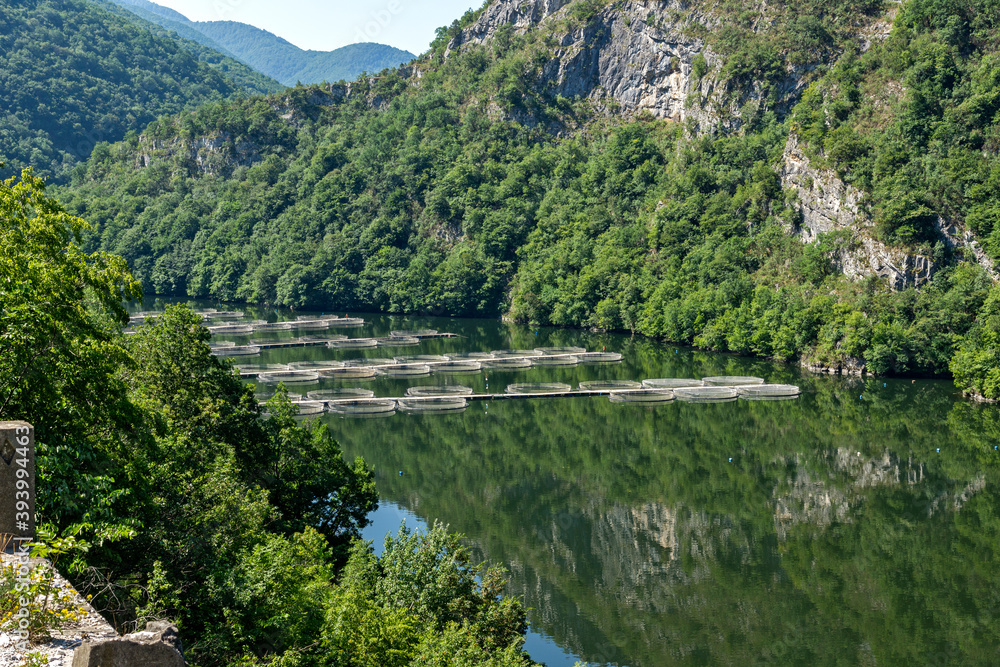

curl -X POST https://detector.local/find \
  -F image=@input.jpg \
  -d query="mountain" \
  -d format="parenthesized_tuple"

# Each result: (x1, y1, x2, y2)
(60, 0, 1000, 399)
(106, 0, 417, 85)
(0, 0, 282, 182)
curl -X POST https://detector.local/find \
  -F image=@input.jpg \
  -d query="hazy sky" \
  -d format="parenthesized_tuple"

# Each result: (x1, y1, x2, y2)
(150, 0, 482, 55)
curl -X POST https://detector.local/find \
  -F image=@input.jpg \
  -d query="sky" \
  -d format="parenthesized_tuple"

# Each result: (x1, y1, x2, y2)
(150, 0, 482, 55)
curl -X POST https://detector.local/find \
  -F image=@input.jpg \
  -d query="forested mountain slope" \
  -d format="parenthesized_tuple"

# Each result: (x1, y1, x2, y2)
(0, 0, 281, 182)
(61, 0, 1000, 398)
(106, 0, 417, 85)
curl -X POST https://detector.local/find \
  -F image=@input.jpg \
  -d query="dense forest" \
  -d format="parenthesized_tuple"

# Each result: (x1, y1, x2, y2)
(0, 0, 282, 183)
(60, 0, 1000, 398)
(0, 171, 537, 666)
(106, 0, 417, 86)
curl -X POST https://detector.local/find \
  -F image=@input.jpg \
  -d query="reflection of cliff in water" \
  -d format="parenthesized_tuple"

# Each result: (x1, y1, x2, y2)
(326, 320, 999, 666)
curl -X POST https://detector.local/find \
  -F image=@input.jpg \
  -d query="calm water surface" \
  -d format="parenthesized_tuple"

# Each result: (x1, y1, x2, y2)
(173, 301, 1000, 666)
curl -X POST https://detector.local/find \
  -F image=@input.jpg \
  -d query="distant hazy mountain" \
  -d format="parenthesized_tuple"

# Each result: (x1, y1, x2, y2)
(107, 0, 417, 85)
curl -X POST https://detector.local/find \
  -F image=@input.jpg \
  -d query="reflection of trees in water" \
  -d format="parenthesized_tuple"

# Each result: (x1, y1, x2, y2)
(328, 324, 999, 666)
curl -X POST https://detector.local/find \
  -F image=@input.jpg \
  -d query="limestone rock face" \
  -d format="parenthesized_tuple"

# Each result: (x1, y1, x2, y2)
(779, 133, 944, 291)
(72, 621, 186, 667)
(446, 0, 803, 132)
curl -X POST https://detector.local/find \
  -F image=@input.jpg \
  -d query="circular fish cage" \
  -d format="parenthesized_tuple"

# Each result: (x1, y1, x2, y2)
(609, 389, 675, 404)
(287, 360, 346, 370)
(491, 349, 543, 358)
(376, 336, 421, 347)
(327, 317, 365, 328)
(291, 401, 326, 416)
(327, 338, 377, 349)
(391, 329, 437, 337)
(255, 371, 320, 385)
(291, 320, 331, 331)
(255, 391, 302, 402)
(252, 322, 293, 332)
(534, 346, 587, 355)
(236, 363, 290, 376)
(210, 341, 236, 348)
(738, 384, 801, 399)
(642, 378, 706, 389)
(327, 399, 397, 416)
(702, 376, 765, 387)
(307, 388, 376, 401)
(343, 358, 395, 368)
(319, 366, 379, 380)
(208, 324, 254, 335)
(397, 397, 468, 414)
(532, 355, 579, 367)
(212, 345, 261, 357)
(673, 386, 739, 402)
(395, 354, 450, 364)
(206, 310, 245, 320)
(579, 380, 643, 391)
(578, 352, 623, 364)
(432, 361, 482, 375)
(482, 357, 533, 370)
(381, 363, 432, 377)
(445, 352, 494, 361)
(506, 383, 573, 394)
(406, 385, 474, 397)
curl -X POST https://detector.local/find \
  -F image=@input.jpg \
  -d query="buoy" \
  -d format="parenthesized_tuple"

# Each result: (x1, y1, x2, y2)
(728, 458, 732, 462)
(883, 383, 886, 387)
(936, 449, 940, 453)
(398, 470, 403, 476)
(860, 394, 863, 400)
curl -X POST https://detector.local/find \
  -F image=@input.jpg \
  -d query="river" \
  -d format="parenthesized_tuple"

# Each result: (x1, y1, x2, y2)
(205, 305, 1000, 666)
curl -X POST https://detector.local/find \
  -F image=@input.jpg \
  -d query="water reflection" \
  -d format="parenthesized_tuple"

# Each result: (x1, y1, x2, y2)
(142, 300, 1000, 666)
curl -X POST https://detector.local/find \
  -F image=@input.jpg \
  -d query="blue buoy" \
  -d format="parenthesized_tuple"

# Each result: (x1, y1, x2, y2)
(936, 449, 940, 453)
(398, 470, 403, 476)
(883, 383, 886, 387)
(728, 458, 732, 462)
(860, 394, 863, 400)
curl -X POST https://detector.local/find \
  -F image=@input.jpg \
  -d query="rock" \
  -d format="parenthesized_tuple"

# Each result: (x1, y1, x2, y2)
(72, 621, 186, 667)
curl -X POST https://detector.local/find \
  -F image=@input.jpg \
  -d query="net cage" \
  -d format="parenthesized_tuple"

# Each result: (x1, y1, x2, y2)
(391, 329, 437, 337)
(327, 338, 377, 349)
(319, 366, 379, 379)
(381, 364, 432, 377)
(255, 371, 320, 385)
(506, 383, 572, 394)
(673, 386, 739, 401)
(578, 380, 642, 391)
(491, 349, 543, 358)
(288, 360, 346, 370)
(534, 346, 587, 355)
(210, 341, 237, 348)
(343, 358, 395, 368)
(609, 389, 675, 404)
(737, 384, 801, 399)
(432, 361, 482, 374)
(376, 336, 421, 347)
(445, 352, 495, 361)
(290, 320, 331, 331)
(236, 363, 290, 376)
(482, 357, 533, 369)
(395, 355, 450, 364)
(212, 346, 261, 357)
(290, 401, 326, 416)
(307, 388, 376, 401)
(405, 385, 474, 397)
(255, 391, 302, 402)
(327, 399, 396, 416)
(701, 376, 765, 386)
(531, 355, 579, 367)
(642, 378, 705, 389)
(253, 322, 293, 332)
(208, 324, 254, 335)
(327, 317, 365, 327)
(397, 397, 469, 413)
(578, 352, 623, 364)
(204, 310, 245, 320)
